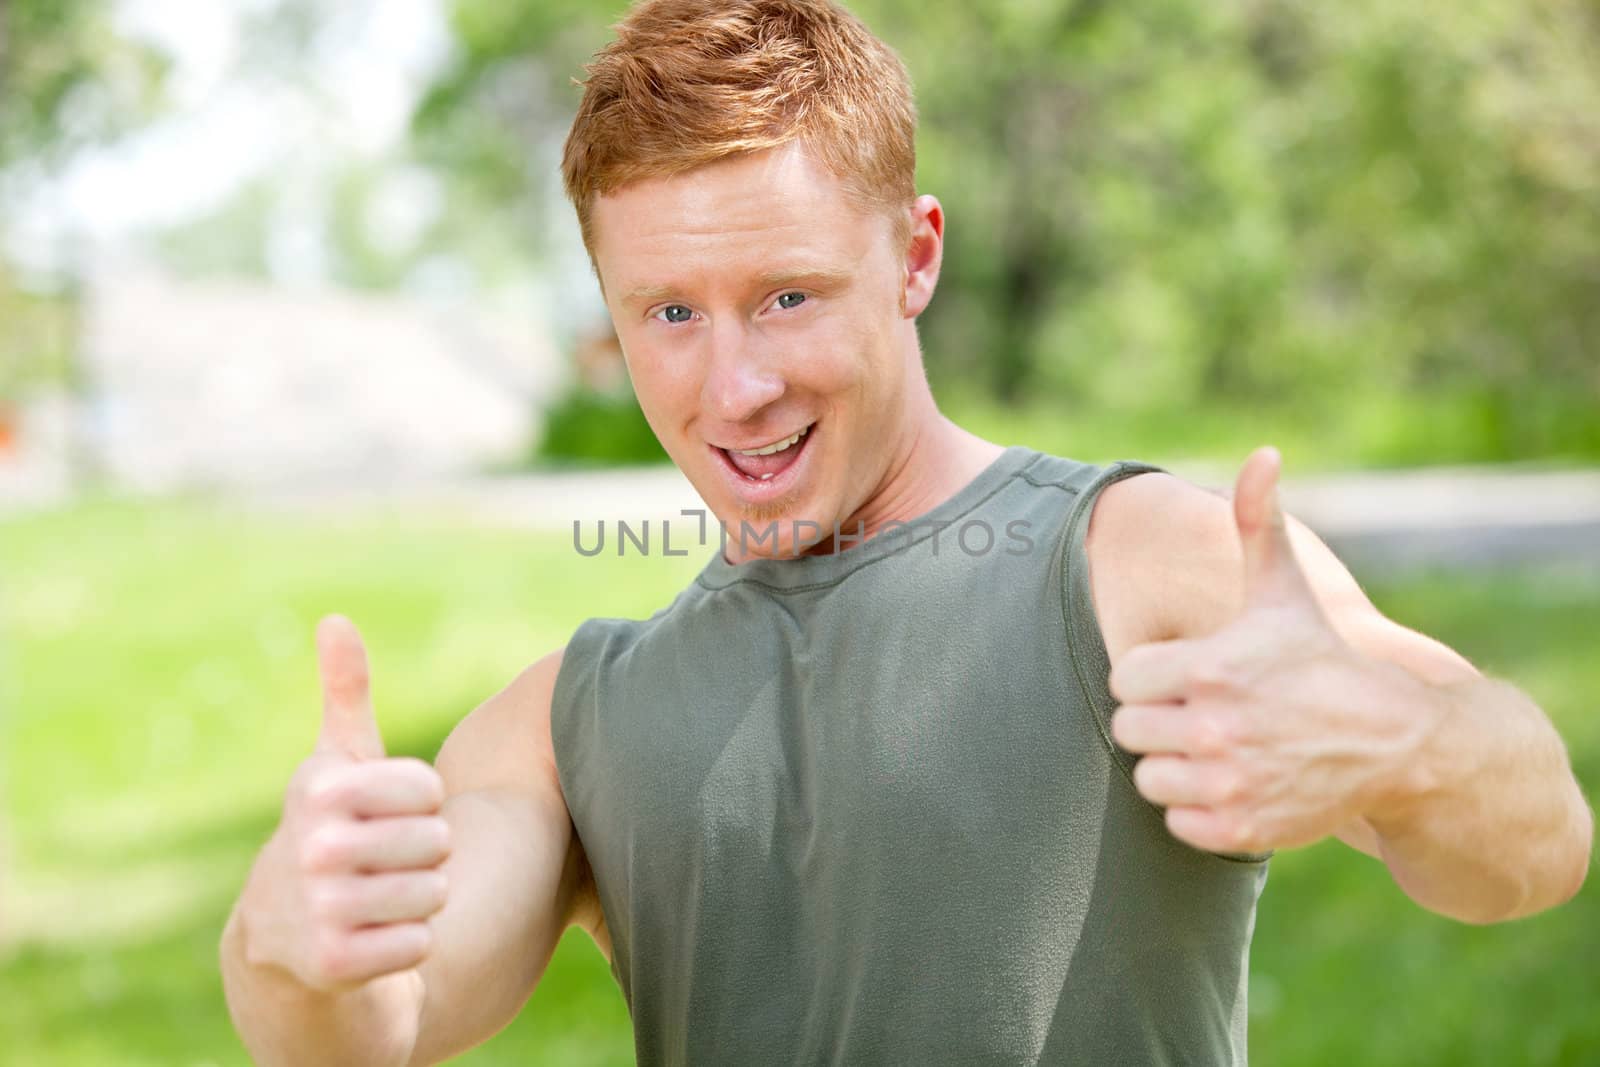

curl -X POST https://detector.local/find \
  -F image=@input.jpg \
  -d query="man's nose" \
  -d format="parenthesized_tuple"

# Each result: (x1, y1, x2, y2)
(701, 319, 785, 424)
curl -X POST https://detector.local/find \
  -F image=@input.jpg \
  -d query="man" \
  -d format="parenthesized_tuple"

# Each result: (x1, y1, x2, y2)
(220, 1, 1592, 1064)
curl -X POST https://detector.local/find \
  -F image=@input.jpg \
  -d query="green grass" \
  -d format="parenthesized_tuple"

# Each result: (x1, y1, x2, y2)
(534, 388, 1600, 472)
(0, 497, 702, 1066)
(1, 496, 1595, 1064)
(1249, 568, 1600, 1066)
(939, 389, 1600, 472)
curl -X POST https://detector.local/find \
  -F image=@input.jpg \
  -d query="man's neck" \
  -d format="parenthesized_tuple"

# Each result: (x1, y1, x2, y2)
(802, 413, 1006, 557)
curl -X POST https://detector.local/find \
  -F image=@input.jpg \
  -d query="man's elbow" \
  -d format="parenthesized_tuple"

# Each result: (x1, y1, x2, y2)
(1545, 798, 1594, 912)
(1492, 796, 1593, 924)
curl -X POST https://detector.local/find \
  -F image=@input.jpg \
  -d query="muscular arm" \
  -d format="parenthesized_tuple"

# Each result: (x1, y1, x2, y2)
(408, 647, 609, 1065)
(1092, 470, 1592, 923)
(219, 645, 603, 1067)
(1289, 556, 1591, 923)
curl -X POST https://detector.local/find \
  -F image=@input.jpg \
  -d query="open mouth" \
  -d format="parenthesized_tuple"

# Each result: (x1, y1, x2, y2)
(721, 423, 812, 480)
(712, 422, 816, 494)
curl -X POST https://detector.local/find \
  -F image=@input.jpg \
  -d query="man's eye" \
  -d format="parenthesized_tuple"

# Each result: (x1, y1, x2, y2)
(775, 292, 807, 310)
(656, 305, 694, 324)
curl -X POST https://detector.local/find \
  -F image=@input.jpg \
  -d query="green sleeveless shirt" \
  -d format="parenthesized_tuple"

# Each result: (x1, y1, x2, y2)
(552, 447, 1271, 1066)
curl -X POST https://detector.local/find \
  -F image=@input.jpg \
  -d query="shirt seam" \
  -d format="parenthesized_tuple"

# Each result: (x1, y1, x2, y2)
(1058, 460, 1274, 867)
(693, 455, 1049, 596)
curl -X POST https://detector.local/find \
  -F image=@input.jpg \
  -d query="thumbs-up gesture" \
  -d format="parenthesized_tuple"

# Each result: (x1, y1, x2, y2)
(242, 616, 451, 992)
(1108, 447, 1429, 855)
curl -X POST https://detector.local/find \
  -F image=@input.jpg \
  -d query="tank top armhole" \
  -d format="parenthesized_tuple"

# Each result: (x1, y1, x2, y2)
(1058, 460, 1166, 785)
(548, 615, 636, 991)
(549, 617, 603, 782)
(1057, 459, 1275, 866)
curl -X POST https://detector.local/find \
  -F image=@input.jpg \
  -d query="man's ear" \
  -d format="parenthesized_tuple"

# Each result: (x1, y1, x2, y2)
(900, 194, 945, 319)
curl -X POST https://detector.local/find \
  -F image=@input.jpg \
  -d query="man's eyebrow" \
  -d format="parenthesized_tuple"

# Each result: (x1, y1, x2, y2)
(620, 266, 853, 308)
(754, 265, 854, 290)
(621, 283, 675, 306)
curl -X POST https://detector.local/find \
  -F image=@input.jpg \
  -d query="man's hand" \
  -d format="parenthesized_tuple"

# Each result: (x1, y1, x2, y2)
(240, 615, 453, 992)
(1107, 446, 1446, 855)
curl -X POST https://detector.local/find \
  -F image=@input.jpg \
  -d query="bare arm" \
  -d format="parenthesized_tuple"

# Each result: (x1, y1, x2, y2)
(220, 628, 599, 1065)
(1294, 555, 1593, 922)
(1095, 457, 1591, 924)
(407, 647, 608, 1065)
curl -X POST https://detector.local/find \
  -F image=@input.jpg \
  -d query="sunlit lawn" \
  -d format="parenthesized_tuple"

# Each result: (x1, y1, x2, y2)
(2, 495, 1595, 1065)
(940, 392, 1600, 471)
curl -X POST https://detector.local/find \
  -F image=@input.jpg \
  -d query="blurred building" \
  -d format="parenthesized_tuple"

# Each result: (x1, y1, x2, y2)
(55, 266, 564, 493)
(573, 324, 628, 395)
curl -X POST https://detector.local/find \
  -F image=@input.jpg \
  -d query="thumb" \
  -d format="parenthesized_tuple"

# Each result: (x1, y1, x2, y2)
(314, 614, 386, 761)
(1232, 445, 1313, 609)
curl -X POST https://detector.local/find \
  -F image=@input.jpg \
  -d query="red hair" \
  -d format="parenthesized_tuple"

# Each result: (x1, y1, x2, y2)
(562, 0, 918, 254)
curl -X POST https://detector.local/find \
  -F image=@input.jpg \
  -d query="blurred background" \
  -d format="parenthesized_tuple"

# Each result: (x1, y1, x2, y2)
(1, 0, 1596, 1063)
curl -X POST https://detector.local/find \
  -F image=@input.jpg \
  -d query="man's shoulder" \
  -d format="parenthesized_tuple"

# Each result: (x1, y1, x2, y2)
(436, 647, 568, 795)
(1091, 463, 1229, 527)
(1086, 466, 1244, 653)
(561, 580, 706, 663)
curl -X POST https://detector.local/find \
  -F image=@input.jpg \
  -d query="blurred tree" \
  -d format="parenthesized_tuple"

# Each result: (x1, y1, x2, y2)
(412, 0, 613, 253)
(0, 0, 168, 402)
(0, 0, 167, 174)
(151, 0, 575, 296)
(412, 0, 1600, 463)
(893, 0, 1600, 419)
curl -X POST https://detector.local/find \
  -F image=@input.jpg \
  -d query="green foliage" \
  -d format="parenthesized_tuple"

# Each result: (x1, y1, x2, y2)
(151, 178, 279, 281)
(884, 0, 1600, 417)
(0, 0, 168, 398)
(414, 0, 1600, 465)
(0, 265, 73, 400)
(410, 0, 617, 241)
(2, 499, 1597, 1064)
(536, 387, 669, 465)
(0, 0, 168, 169)
(945, 385, 1600, 471)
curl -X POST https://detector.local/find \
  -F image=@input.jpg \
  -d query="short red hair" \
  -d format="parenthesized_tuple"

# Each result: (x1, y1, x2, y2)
(562, 0, 918, 255)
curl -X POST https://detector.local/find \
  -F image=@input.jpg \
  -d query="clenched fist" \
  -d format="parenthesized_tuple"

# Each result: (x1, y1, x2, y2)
(242, 615, 452, 993)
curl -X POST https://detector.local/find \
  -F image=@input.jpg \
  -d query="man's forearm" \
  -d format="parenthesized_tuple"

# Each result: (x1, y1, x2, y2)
(220, 841, 426, 1066)
(1364, 676, 1593, 924)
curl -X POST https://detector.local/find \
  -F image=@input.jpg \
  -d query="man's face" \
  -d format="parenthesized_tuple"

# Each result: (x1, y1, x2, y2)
(590, 142, 920, 558)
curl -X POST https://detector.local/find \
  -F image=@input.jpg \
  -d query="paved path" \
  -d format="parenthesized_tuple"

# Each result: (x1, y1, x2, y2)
(241, 461, 1600, 575)
(1269, 465, 1600, 573)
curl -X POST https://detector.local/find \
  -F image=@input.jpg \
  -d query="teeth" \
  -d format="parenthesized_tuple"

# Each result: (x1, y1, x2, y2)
(731, 424, 809, 457)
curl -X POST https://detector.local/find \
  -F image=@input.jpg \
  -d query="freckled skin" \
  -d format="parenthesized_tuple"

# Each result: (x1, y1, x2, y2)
(589, 141, 1004, 561)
